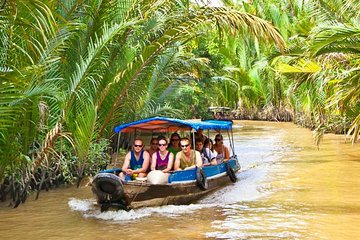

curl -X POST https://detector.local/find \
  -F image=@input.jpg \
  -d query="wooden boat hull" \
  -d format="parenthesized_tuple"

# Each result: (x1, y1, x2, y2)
(124, 171, 236, 209)
(92, 159, 240, 211)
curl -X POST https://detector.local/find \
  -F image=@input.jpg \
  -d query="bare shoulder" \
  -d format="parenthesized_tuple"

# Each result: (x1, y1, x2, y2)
(143, 150, 150, 158)
(125, 151, 131, 158)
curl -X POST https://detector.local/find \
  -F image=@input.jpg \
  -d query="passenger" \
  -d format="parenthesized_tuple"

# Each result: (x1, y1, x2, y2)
(167, 133, 181, 156)
(208, 138, 217, 155)
(194, 128, 208, 142)
(212, 133, 230, 164)
(195, 138, 217, 166)
(146, 137, 158, 172)
(147, 137, 159, 157)
(174, 137, 202, 170)
(150, 136, 174, 173)
(119, 138, 150, 180)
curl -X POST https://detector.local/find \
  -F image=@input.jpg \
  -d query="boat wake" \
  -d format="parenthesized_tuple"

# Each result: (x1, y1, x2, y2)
(68, 198, 217, 222)
(199, 164, 271, 205)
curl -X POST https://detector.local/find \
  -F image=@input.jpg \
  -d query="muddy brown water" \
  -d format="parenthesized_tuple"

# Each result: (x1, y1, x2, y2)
(0, 121, 359, 239)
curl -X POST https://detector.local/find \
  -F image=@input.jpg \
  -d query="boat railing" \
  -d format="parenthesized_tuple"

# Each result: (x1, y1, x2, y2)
(167, 159, 238, 183)
(98, 159, 239, 184)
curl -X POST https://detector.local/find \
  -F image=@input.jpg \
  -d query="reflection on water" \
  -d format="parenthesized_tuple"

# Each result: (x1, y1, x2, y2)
(1, 121, 359, 239)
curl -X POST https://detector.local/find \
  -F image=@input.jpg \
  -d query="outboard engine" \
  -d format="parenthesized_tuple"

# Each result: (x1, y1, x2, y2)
(91, 173, 127, 211)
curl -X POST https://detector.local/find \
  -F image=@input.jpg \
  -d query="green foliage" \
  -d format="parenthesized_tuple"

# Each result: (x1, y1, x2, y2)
(6, 0, 359, 203)
(58, 137, 110, 183)
(86, 138, 111, 176)
(1, 0, 286, 205)
(272, 0, 360, 143)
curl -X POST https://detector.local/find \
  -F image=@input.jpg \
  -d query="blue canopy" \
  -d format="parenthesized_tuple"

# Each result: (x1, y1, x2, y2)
(114, 117, 232, 133)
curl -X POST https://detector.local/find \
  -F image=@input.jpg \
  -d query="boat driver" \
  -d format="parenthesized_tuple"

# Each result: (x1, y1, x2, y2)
(119, 138, 150, 180)
(174, 137, 202, 170)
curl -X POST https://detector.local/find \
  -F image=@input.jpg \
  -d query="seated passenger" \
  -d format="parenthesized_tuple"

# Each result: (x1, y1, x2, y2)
(146, 137, 158, 172)
(147, 137, 159, 158)
(212, 133, 230, 164)
(167, 132, 182, 156)
(195, 138, 217, 166)
(208, 138, 217, 155)
(174, 137, 202, 171)
(119, 138, 150, 179)
(150, 136, 174, 173)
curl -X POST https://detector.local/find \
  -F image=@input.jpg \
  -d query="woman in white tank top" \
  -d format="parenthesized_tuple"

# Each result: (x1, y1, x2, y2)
(213, 134, 230, 164)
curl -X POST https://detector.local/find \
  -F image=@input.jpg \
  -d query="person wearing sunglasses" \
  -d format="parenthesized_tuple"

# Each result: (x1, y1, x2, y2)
(212, 134, 230, 164)
(147, 137, 159, 158)
(119, 138, 150, 180)
(168, 132, 182, 157)
(150, 136, 174, 173)
(174, 137, 202, 171)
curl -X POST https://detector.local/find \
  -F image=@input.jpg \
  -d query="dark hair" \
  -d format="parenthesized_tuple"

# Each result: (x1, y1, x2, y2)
(195, 137, 204, 144)
(203, 138, 210, 147)
(215, 134, 223, 140)
(170, 132, 181, 140)
(169, 132, 181, 147)
(157, 135, 168, 144)
(150, 137, 158, 144)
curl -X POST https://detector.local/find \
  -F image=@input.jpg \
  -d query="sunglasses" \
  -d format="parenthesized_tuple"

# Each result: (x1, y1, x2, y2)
(158, 143, 167, 147)
(181, 144, 190, 148)
(151, 142, 158, 145)
(134, 144, 143, 148)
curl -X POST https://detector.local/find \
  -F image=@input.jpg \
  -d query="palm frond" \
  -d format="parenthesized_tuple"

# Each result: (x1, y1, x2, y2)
(310, 24, 360, 56)
(70, 101, 97, 162)
(98, 6, 286, 133)
(66, 21, 136, 111)
(277, 59, 322, 73)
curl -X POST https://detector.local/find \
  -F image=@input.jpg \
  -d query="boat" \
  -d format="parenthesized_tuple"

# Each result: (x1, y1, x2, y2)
(91, 117, 240, 211)
(207, 106, 231, 120)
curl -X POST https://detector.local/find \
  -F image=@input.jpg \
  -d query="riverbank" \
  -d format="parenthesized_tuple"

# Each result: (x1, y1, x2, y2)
(0, 117, 356, 209)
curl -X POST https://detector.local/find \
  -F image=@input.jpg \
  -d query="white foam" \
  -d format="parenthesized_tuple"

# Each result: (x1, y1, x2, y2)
(68, 198, 95, 211)
(68, 198, 216, 222)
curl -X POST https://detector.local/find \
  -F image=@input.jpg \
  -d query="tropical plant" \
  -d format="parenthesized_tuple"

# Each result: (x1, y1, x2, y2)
(274, 0, 360, 143)
(0, 0, 285, 206)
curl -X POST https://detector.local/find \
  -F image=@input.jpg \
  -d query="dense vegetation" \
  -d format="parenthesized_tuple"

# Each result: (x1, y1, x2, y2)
(0, 0, 359, 207)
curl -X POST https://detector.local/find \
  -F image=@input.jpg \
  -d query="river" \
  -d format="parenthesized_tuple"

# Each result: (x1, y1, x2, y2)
(0, 121, 359, 239)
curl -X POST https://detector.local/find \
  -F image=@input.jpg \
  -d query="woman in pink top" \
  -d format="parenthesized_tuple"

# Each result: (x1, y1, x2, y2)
(150, 136, 174, 173)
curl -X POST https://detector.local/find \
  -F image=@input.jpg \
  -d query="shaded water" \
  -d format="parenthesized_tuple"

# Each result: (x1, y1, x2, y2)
(1, 121, 359, 239)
